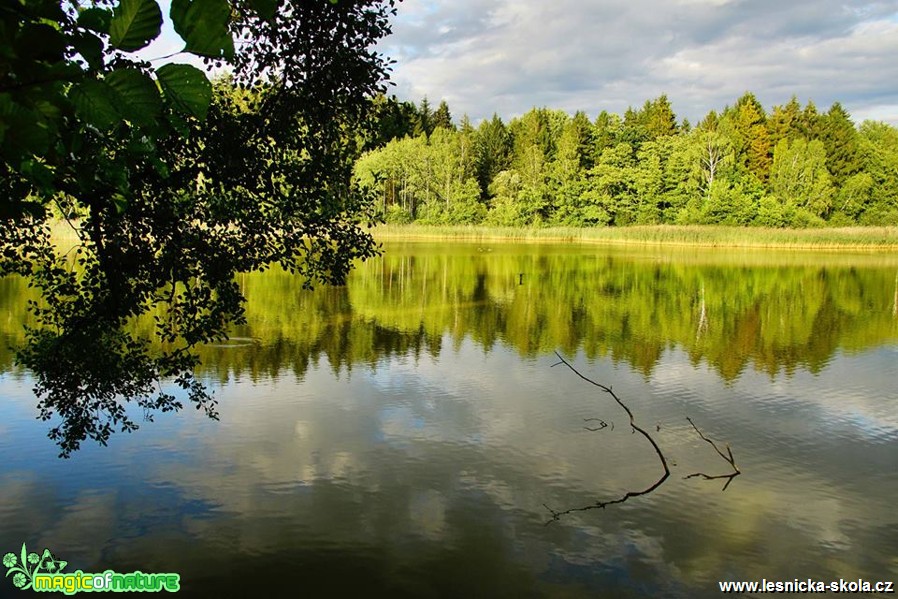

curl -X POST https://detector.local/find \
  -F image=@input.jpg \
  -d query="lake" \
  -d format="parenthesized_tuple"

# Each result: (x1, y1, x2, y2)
(1, 241, 897, 597)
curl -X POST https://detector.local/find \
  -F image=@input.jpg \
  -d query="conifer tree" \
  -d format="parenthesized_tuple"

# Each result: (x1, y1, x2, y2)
(698, 110, 720, 132)
(474, 114, 512, 199)
(593, 111, 621, 161)
(820, 102, 860, 187)
(728, 92, 772, 180)
(415, 96, 433, 137)
(432, 100, 453, 131)
(644, 94, 678, 139)
(799, 101, 822, 139)
(768, 96, 802, 147)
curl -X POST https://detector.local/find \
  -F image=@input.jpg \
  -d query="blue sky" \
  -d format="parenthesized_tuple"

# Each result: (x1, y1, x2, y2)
(377, 0, 898, 126)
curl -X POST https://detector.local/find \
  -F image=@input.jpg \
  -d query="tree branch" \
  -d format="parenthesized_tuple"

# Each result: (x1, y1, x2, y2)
(683, 416, 741, 491)
(545, 352, 670, 522)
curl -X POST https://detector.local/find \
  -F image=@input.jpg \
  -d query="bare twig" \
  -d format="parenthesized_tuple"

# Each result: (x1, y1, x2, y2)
(545, 352, 670, 522)
(683, 416, 741, 491)
(583, 417, 612, 432)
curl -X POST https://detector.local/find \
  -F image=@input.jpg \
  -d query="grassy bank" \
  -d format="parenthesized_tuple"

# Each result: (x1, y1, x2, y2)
(45, 219, 898, 250)
(371, 224, 898, 250)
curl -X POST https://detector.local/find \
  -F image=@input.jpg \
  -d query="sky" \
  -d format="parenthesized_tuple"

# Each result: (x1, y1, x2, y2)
(376, 0, 898, 126)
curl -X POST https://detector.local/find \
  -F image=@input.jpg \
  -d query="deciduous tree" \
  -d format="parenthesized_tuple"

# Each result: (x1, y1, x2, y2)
(1, 0, 398, 455)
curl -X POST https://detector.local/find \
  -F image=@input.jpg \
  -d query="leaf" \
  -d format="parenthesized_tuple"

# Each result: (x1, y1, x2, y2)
(166, 111, 190, 137)
(106, 68, 161, 128)
(109, 0, 162, 52)
(156, 64, 212, 120)
(170, 0, 234, 60)
(77, 7, 112, 34)
(112, 193, 129, 214)
(15, 24, 67, 62)
(69, 80, 120, 130)
(20, 159, 55, 192)
(72, 32, 105, 70)
(248, 0, 277, 21)
(0, 95, 51, 156)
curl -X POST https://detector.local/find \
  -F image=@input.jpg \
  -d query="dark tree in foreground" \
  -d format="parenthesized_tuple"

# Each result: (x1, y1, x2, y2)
(0, 0, 398, 456)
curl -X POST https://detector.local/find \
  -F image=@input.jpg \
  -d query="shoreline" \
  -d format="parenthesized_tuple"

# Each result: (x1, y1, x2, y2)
(46, 219, 898, 251)
(369, 224, 898, 251)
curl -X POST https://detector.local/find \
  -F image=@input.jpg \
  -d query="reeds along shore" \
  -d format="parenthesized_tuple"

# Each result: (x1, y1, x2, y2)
(43, 219, 898, 250)
(370, 224, 898, 250)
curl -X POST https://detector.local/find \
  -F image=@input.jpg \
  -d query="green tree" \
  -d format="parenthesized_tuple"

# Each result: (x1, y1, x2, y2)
(620, 106, 648, 147)
(768, 96, 803, 147)
(415, 95, 433, 137)
(833, 172, 873, 223)
(509, 108, 555, 166)
(366, 94, 418, 149)
(1, 0, 397, 455)
(484, 170, 525, 225)
(550, 118, 584, 184)
(632, 141, 665, 223)
(616, 95, 677, 148)
(722, 92, 772, 181)
(592, 110, 621, 160)
(656, 133, 698, 222)
(819, 102, 860, 188)
(692, 129, 735, 204)
(474, 114, 511, 200)
(770, 137, 834, 221)
(547, 115, 589, 224)
(668, 123, 763, 225)
(643, 94, 678, 140)
(417, 128, 483, 224)
(583, 143, 639, 225)
(698, 110, 720, 132)
(799, 100, 822, 140)
(568, 111, 595, 169)
(432, 99, 453, 131)
(856, 121, 898, 225)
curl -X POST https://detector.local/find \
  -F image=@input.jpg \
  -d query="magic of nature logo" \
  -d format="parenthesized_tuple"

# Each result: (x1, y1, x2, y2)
(3, 543, 180, 594)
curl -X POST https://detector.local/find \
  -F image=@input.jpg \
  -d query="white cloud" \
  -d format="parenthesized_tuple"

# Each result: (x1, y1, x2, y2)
(378, 0, 898, 125)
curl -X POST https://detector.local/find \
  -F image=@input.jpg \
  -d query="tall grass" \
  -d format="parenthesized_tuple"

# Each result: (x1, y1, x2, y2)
(371, 224, 898, 250)
(45, 219, 898, 250)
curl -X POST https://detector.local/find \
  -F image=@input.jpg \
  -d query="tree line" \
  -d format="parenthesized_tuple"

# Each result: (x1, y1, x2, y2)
(355, 93, 898, 227)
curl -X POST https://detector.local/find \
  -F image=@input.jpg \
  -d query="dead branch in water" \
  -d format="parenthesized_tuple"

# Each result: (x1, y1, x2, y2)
(583, 417, 613, 432)
(684, 416, 741, 491)
(544, 352, 670, 522)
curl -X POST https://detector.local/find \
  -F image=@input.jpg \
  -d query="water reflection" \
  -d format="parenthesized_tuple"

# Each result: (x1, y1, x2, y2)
(3, 243, 897, 382)
(220, 244, 898, 381)
(1, 243, 897, 597)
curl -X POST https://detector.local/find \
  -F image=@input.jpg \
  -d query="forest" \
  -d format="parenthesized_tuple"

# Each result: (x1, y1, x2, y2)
(354, 93, 898, 228)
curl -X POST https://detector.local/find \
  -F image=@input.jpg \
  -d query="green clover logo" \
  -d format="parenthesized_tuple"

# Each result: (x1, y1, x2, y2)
(3, 543, 67, 591)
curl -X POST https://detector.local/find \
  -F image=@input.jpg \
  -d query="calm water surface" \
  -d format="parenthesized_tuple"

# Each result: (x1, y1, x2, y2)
(1, 242, 897, 597)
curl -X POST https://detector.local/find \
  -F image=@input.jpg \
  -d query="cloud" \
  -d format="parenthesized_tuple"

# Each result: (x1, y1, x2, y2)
(378, 0, 898, 125)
